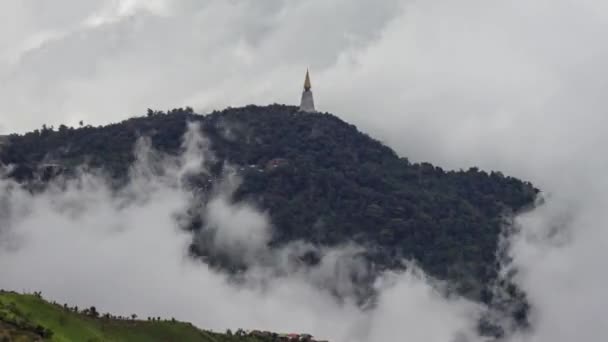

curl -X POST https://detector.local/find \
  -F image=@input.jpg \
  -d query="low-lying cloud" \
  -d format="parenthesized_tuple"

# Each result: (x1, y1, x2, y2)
(0, 125, 484, 342)
(2, 0, 608, 341)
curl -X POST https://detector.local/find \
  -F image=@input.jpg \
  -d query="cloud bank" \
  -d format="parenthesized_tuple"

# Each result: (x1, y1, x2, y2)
(0, 124, 483, 342)
(2, 1, 608, 341)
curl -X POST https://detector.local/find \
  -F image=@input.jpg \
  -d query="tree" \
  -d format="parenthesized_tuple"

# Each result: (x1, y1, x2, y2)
(88, 306, 99, 318)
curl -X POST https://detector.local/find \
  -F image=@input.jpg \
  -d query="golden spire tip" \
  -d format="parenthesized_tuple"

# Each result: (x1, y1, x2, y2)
(304, 69, 311, 91)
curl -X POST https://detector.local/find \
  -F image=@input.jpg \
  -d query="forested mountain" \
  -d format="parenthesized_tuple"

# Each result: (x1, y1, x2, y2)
(0, 105, 538, 330)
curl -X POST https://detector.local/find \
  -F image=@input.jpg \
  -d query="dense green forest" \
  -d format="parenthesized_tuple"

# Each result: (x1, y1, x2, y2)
(0, 105, 538, 330)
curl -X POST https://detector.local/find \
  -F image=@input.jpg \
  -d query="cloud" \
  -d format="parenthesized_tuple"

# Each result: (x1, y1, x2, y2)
(1, 1, 608, 341)
(0, 125, 484, 342)
(199, 191, 272, 266)
(0, 0, 401, 133)
(503, 188, 608, 342)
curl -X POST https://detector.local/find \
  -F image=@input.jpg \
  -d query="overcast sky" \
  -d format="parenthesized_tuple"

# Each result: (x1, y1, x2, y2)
(1, 1, 608, 341)
(0, 0, 606, 176)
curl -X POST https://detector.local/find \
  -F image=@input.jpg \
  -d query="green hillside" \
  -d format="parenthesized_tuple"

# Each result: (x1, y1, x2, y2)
(0, 291, 275, 342)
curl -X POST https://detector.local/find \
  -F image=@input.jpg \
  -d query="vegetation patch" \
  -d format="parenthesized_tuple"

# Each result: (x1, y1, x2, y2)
(0, 291, 291, 342)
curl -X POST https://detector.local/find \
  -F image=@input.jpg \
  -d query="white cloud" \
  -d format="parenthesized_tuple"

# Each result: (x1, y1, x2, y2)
(0, 126, 484, 342)
(0, 0, 400, 133)
(1, 1, 608, 341)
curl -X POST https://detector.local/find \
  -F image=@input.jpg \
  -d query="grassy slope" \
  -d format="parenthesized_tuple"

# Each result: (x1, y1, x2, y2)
(0, 292, 269, 342)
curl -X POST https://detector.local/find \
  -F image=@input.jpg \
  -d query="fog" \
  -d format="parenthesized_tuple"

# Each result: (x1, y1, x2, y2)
(1, 0, 608, 341)
(0, 124, 483, 342)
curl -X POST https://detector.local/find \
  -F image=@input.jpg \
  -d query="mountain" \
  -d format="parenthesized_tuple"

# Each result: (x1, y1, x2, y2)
(0, 105, 538, 327)
(0, 290, 308, 342)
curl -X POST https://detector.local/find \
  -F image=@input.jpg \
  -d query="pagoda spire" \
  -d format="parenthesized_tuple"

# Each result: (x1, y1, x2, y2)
(304, 69, 311, 91)
(299, 69, 316, 112)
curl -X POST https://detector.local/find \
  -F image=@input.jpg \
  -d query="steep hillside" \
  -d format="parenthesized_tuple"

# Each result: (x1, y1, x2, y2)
(0, 105, 537, 320)
(0, 291, 304, 342)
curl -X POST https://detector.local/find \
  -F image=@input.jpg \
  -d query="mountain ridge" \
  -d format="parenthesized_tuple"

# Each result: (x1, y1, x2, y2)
(0, 104, 538, 331)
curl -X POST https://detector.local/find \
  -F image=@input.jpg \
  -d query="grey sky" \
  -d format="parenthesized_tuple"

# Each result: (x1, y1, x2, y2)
(0, 0, 400, 134)
(1, 1, 608, 341)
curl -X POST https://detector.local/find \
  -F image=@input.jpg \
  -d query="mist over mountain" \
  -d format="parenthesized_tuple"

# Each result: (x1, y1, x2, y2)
(3, 1, 608, 341)
(0, 118, 488, 342)
(0, 105, 537, 335)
